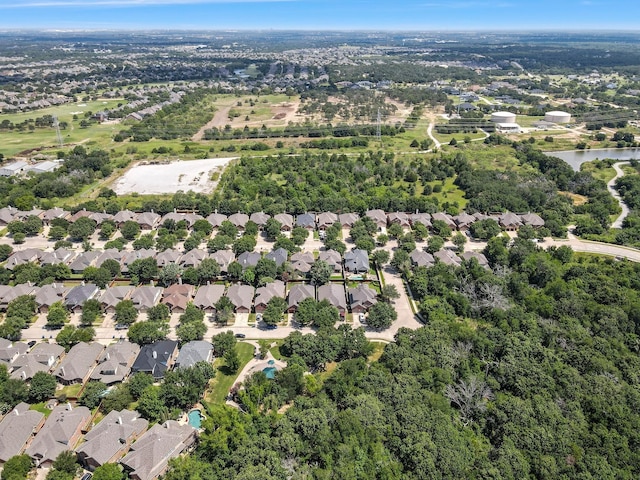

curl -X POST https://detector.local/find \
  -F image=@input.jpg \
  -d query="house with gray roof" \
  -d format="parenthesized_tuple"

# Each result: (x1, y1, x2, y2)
(210, 249, 235, 273)
(273, 213, 294, 231)
(0, 402, 46, 462)
(254, 280, 286, 314)
(69, 209, 93, 223)
(175, 341, 213, 369)
(228, 212, 249, 229)
(410, 249, 435, 268)
(155, 249, 182, 268)
(410, 212, 432, 228)
(11, 342, 64, 381)
(291, 252, 314, 275)
(64, 283, 100, 313)
(26, 403, 92, 468)
(193, 284, 226, 313)
(387, 212, 411, 228)
(76, 409, 148, 471)
(318, 284, 347, 317)
(5, 248, 41, 270)
(287, 284, 315, 314)
(0, 284, 38, 310)
(226, 284, 254, 313)
(348, 284, 378, 314)
(296, 212, 316, 230)
(338, 212, 360, 228)
(344, 249, 369, 273)
(41, 207, 70, 226)
(249, 211, 270, 229)
(454, 212, 476, 231)
(237, 251, 261, 270)
(265, 248, 288, 267)
(94, 249, 123, 268)
(120, 420, 196, 480)
(0, 340, 28, 366)
(499, 212, 522, 231)
(112, 210, 137, 227)
(53, 342, 104, 385)
(206, 213, 227, 229)
(461, 251, 490, 269)
(131, 340, 179, 380)
(434, 249, 462, 267)
(520, 212, 545, 228)
(130, 286, 163, 312)
(0, 206, 18, 226)
(121, 249, 155, 274)
(135, 211, 161, 230)
(432, 212, 456, 229)
(318, 249, 342, 272)
(40, 248, 76, 266)
(100, 286, 135, 314)
(89, 212, 113, 225)
(69, 251, 101, 274)
(179, 249, 208, 269)
(365, 209, 387, 229)
(90, 341, 140, 385)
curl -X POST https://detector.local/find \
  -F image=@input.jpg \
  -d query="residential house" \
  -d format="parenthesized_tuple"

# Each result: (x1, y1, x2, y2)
(226, 284, 254, 313)
(348, 284, 378, 313)
(461, 251, 490, 269)
(68, 251, 101, 274)
(265, 248, 288, 267)
(290, 252, 314, 275)
(387, 212, 411, 228)
(206, 213, 227, 229)
(431, 212, 456, 229)
(410, 249, 435, 268)
(11, 343, 64, 380)
(90, 341, 140, 385)
(53, 342, 104, 385)
(130, 286, 163, 312)
(64, 284, 100, 313)
(273, 213, 294, 231)
(155, 249, 182, 268)
(5, 248, 42, 270)
(68, 209, 93, 224)
(0, 339, 28, 366)
(0, 283, 38, 310)
(434, 249, 462, 267)
(88, 212, 113, 225)
(0, 160, 28, 177)
(254, 280, 286, 314)
(161, 283, 194, 313)
(120, 421, 196, 480)
(179, 249, 207, 269)
(99, 286, 135, 314)
(318, 249, 342, 272)
(228, 212, 249, 230)
(121, 249, 155, 274)
(499, 212, 522, 231)
(338, 212, 359, 228)
(25, 403, 92, 468)
(344, 249, 369, 273)
(192, 284, 225, 313)
(210, 250, 235, 273)
(0, 206, 19, 226)
(94, 249, 123, 269)
(76, 409, 148, 471)
(131, 340, 179, 380)
(41, 207, 70, 226)
(40, 248, 76, 266)
(249, 211, 270, 229)
(365, 209, 387, 230)
(287, 284, 315, 314)
(135, 211, 161, 230)
(237, 251, 261, 270)
(296, 212, 316, 230)
(454, 212, 476, 231)
(175, 341, 213, 369)
(520, 212, 545, 228)
(410, 212, 432, 228)
(112, 210, 137, 227)
(317, 212, 338, 230)
(317, 284, 347, 317)
(0, 402, 46, 462)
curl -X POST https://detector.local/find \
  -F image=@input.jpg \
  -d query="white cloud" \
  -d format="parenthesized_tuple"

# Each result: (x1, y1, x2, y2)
(0, 0, 295, 7)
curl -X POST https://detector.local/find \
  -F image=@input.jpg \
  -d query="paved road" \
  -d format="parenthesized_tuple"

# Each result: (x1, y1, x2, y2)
(608, 161, 630, 229)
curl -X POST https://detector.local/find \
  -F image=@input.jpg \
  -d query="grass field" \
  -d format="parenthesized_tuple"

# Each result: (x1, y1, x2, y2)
(205, 342, 255, 405)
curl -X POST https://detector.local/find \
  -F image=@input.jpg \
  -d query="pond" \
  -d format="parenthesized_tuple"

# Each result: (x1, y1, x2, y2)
(547, 148, 640, 171)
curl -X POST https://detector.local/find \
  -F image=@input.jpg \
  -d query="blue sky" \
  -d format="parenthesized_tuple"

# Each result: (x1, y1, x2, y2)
(0, 0, 637, 30)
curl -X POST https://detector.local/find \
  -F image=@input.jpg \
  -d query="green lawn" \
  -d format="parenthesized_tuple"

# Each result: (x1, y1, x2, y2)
(205, 342, 255, 405)
(368, 341, 387, 363)
(30, 402, 54, 417)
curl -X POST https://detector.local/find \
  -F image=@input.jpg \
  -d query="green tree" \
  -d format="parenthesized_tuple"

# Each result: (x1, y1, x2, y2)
(262, 297, 287, 325)
(293, 297, 317, 326)
(79, 381, 107, 409)
(426, 235, 445, 254)
(128, 257, 158, 283)
(212, 330, 236, 356)
(68, 217, 97, 241)
(371, 249, 390, 267)
(214, 296, 235, 325)
(120, 220, 141, 240)
(452, 232, 467, 252)
(28, 371, 56, 402)
(101, 384, 134, 414)
(224, 348, 240, 373)
(48, 225, 67, 241)
(114, 299, 138, 325)
(196, 258, 221, 284)
(366, 302, 397, 330)
(147, 303, 170, 322)
(2, 454, 33, 480)
(127, 321, 168, 345)
(101, 258, 121, 278)
(80, 298, 102, 326)
(265, 218, 282, 240)
(159, 263, 183, 287)
(91, 463, 125, 480)
(83, 266, 112, 288)
(137, 386, 166, 422)
(46, 301, 68, 329)
(192, 219, 213, 236)
(379, 284, 400, 303)
(127, 373, 154, 399)
(309, 260, 332, 285)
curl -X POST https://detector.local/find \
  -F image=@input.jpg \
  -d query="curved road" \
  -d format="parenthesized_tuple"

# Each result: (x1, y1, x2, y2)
(608, 161, 630, 229)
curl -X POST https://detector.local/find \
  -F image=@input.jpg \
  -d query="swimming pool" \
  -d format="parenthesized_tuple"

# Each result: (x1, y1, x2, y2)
(187, 409, 203, 429)
(262, 367, 277, 379)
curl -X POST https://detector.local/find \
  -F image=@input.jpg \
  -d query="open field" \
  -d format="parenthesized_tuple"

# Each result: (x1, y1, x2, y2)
(113, 157, 236, 194)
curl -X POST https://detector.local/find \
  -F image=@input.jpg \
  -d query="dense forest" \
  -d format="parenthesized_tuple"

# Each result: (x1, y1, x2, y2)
(164, 243, 640, 479)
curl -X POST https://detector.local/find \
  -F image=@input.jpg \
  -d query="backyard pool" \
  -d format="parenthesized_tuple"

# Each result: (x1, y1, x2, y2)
(188, 409, 203, 429)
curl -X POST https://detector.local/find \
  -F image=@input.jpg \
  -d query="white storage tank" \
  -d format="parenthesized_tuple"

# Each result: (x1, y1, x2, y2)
(544, 111, 571, 123)
(491, 111, 517, 123)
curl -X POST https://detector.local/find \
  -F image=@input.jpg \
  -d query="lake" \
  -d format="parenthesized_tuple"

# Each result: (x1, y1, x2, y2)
(547, 148, 640, 171)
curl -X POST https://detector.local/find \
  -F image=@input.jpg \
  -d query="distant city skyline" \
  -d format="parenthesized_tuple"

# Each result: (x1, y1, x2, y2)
(0, 0, 638, 31)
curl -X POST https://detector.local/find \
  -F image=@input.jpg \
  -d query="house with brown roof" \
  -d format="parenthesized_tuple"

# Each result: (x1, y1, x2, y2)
(135, 211, 161, 230)
(387, 211, 411, 228)
(120, 421, 196, 480)
(53, 342, 104, 385)
(100, 286, 135, 314)
(273, 213, 294, 231)
(499, 212, 522, 231)
(206, 213, 227, 229)
(410, 213, 431, 228)
(179, 249, 207, 268)
(317, 284, 347, 317)
(348, 284, 378, 314)
(0, 402, 46, 462)
(365, 209, 387, 229)
(90, 341, 140, 385)
(317, 212, 338, 230)
(210, 250, 235, 273)
(228, 212, 249, 230)
(76, 409, 148, 471)
(161, 284, 194, 313)
(68, 209, 93, 224)
(193, 284, 225, 313)
(26, 403, 92, 468)
(226, 284, 254, 313)
(254, 280, 286, 313)
(130, 286, 163, 312)
(249, 211, 270, 229)
(287, 284, 315, 314)
(410, 249, 435, 268)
